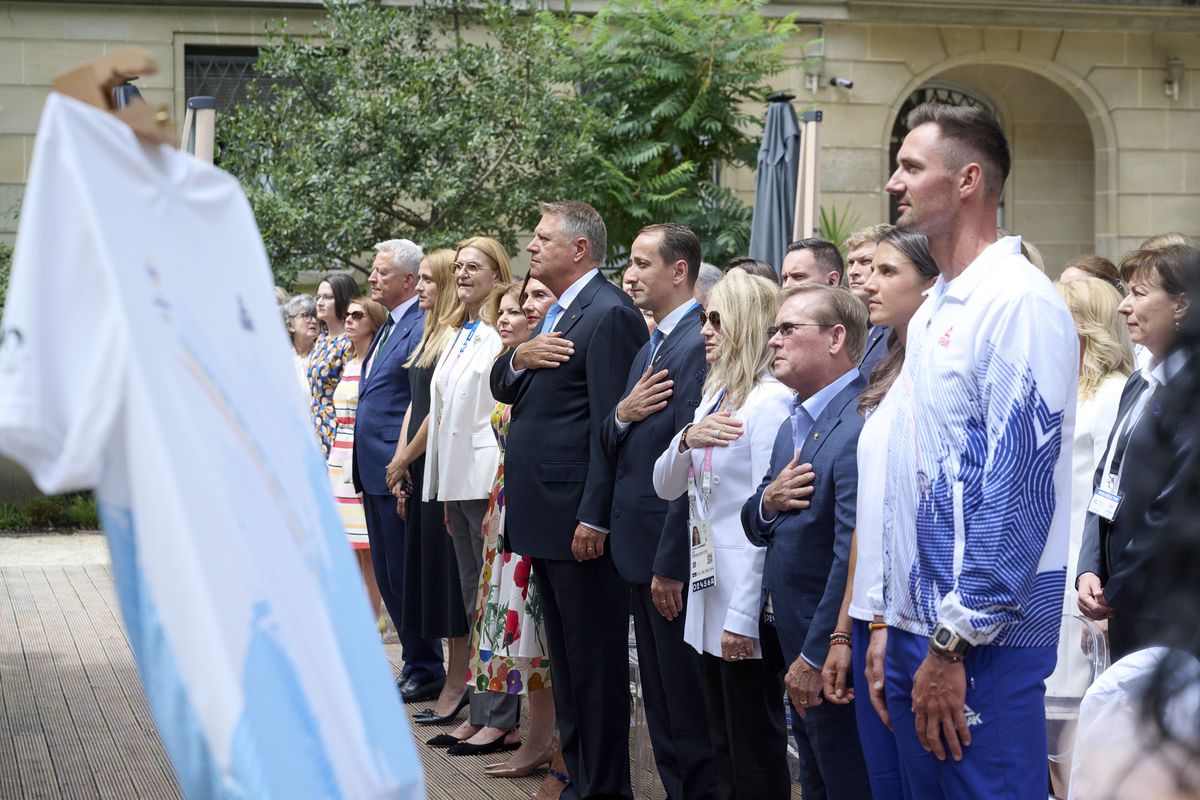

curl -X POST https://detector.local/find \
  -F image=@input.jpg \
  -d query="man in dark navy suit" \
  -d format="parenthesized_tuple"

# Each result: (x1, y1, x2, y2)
(491, 201, 647, 799)
(353, 239, 445, 702)
(742, 284, 872, 800)
(601, 223, 712, 799)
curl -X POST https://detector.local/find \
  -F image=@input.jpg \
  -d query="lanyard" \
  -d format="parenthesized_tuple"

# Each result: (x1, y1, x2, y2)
(439, 320, 481, 390)
(689, 388, 729, 497)
(1104, 381, 1153, 485)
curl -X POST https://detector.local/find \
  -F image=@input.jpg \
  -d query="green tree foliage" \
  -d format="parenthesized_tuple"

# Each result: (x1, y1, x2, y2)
(221, 0, 798, 280)
(570, 0, 798, 267)
(0, 240, 11, 314)
(220, 0, 599, 282)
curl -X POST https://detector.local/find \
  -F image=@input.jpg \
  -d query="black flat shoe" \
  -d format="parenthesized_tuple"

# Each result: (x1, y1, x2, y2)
(425, 733, 462, 748)
(413, 693, 469, 725)
(446, 736, 521, 757)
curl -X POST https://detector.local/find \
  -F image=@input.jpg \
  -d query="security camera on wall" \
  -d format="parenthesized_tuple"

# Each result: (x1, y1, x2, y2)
(829, 77, 854, 90)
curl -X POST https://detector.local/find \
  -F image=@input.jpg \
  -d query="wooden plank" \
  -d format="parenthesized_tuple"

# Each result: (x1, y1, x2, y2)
(26, 567, 138, 798)
(5, 568, 97, 799)
(0, 567, 58, 800)
(62, 566, 180, 794)
(42, 567, 179, 799)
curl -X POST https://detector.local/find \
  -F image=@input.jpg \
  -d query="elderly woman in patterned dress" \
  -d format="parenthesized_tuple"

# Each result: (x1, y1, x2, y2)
(327, 295, 389, 624)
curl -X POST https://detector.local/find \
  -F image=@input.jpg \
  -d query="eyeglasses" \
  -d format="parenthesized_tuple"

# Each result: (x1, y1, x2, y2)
(767, 321, 830, 338)
(699, 310, 722, 330)
(452, 261, 496, 276)
(287, 310, 317, 321)
(346, 310, 366, 321)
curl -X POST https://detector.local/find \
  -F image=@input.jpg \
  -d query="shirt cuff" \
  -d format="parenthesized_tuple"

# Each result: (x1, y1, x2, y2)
(614, 414, 632, 433)
(758, 497, 777, 526)
(509, 364, 527, 378)
(580, 522, 609, 535)
(802, 654, 821, 670)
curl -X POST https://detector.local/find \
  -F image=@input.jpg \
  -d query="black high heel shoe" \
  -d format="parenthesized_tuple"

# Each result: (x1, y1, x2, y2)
(412, 692, 469, 726)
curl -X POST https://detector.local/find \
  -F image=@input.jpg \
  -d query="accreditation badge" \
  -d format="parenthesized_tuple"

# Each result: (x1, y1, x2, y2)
(687, 465, 717, 593)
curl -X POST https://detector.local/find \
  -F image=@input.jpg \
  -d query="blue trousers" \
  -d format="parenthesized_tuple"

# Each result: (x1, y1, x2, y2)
(362, 492, 444, 684)
(884, 628, 1056, 800)
(851, 619, 911, 800)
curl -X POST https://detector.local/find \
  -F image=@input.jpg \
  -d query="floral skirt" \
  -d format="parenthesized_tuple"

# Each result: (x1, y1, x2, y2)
(467, 477, 552, 695)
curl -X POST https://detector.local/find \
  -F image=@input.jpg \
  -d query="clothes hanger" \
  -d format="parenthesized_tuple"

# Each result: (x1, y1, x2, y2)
(51, 46, 175, 146)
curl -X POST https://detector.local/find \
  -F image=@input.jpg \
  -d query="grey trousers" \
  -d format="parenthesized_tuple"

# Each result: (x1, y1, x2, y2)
(446, 498, 521, 729)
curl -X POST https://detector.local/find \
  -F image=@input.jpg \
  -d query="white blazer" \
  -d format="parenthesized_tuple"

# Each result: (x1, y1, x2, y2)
(424, 321, 503, 502)
(653, 375, 794, 658)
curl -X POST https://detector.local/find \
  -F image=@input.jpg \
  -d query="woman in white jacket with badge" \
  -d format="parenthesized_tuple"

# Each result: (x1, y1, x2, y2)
(425, 236, 521, 755)
(653, 271, 796, 798)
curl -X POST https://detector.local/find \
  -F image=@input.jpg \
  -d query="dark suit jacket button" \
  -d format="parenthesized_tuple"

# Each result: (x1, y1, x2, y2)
(614, 509, 622, 518)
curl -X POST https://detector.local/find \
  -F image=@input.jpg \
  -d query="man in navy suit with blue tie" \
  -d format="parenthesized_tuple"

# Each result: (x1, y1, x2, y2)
(354, 239, 445, 702)
(491, 201, 647, 799)
(602, 223, 713, 799)
(742, 283, 872, 800)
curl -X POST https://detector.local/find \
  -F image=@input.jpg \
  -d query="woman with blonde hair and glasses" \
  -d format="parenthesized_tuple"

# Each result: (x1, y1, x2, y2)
(383, 249, 473, 722)
(653, 271, 795, 798)
(422, 236, 522, 756)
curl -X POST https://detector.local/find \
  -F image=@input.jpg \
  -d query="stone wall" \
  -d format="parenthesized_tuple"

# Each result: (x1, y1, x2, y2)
(0, 2, 323, 241)
(726, 20, 1200, 270)
(2, 3, 1199, 268)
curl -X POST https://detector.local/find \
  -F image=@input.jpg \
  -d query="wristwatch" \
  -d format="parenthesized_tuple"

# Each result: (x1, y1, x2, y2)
(678, 423, 694, 453)
(929, 623, 972, 662)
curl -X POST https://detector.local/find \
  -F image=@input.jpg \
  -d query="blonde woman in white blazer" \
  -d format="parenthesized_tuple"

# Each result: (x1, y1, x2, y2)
(424, 237, 522, 755)
(652, 272, 795, 798)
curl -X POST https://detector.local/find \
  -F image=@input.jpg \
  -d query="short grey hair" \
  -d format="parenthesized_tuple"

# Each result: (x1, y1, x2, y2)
(373, 239, 423, 275)
(780, 283, 869, 363)
(282, 293, 315, 324)
(695, 262, 723, 305)
(540, 201, 607, 265)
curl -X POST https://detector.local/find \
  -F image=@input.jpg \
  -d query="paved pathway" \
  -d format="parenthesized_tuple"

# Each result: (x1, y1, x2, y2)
(0, 533, 690, 799)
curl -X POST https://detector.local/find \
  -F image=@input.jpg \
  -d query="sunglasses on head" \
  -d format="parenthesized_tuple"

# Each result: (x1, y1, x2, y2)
(699, 310, 722, 330)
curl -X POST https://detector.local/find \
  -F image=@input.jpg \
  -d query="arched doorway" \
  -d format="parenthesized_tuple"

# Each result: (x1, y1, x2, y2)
(889, 65, 1097, 275)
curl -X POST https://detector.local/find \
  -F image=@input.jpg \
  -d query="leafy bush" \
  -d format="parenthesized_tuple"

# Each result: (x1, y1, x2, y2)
(0, 492, 100, 531)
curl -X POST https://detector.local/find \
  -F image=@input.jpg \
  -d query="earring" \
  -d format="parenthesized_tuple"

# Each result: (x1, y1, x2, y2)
(1177, 319, 1183, 333)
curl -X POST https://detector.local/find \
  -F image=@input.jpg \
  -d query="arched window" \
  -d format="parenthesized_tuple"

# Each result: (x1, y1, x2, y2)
(888, 83, 1004, 226)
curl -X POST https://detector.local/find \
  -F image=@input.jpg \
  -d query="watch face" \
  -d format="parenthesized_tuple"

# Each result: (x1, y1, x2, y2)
(933, 627, 952, 647)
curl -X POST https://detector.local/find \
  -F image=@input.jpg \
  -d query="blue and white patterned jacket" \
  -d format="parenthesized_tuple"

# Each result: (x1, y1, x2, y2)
(882, 236, 1078, 648)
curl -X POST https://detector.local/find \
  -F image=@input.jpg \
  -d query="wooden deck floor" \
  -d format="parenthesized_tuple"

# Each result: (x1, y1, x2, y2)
(0, 562, 695, 799)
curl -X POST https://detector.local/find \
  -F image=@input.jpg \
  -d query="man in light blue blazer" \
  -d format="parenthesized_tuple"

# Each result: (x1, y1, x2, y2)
(742, 283, 872, 800)
(353, 239, 444, 701)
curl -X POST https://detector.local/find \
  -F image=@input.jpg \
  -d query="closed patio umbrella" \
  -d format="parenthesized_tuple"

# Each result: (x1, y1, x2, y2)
(748, 93, 800, 277)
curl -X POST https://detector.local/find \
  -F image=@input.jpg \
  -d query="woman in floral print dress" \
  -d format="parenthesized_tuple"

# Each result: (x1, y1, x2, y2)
(468, 281, 567, 795)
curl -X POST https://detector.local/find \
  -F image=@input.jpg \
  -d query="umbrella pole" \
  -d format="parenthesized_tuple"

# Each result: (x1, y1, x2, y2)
(793, 110, 823, 240)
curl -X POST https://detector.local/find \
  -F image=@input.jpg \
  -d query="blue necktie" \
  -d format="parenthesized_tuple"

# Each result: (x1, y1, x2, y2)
(543, 302, 564, 333)
(643, 328, 663, 373)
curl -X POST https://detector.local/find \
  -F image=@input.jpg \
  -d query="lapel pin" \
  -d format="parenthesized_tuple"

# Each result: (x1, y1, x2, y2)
(812, 432, 821, 441)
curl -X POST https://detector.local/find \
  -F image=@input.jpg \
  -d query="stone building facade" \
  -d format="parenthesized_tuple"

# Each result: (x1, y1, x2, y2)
(1, 0, 1198, 274)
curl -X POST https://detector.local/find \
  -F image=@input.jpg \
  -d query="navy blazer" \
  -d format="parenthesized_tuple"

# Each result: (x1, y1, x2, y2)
(601, 305, 707, 584)
(490, 272, 648, 561)
(352, 301, 425, 496)
(1077, 368, 1198, 617)
(859, 324, 891, 379)
(741, 375, 866, 670)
